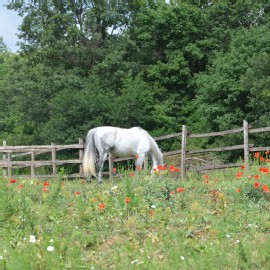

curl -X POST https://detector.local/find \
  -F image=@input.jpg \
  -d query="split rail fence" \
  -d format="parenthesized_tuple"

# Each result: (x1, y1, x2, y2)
(1, 120, 270, 181)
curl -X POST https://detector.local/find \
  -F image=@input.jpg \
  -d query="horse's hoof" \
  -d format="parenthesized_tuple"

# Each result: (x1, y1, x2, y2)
(98, 181, 103, 184)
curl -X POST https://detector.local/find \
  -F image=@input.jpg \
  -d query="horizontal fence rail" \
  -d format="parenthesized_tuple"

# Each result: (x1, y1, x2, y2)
(1, 120, 270, 181)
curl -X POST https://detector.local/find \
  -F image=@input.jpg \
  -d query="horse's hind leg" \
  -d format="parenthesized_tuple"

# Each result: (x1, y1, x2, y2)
(97, 153, 108, 184)
(86, 174, 92, 183)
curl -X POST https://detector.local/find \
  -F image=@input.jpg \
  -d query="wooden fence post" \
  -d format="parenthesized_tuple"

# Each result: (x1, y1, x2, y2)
(109, 153, 114, 184)
(243, 120, 249, 172)
(51, 143, 57, 176)
(79, 138, 84, 177)
(31, 151, 36, 178)
(181, 125, 188, 179)
(3, 140, 7, 178)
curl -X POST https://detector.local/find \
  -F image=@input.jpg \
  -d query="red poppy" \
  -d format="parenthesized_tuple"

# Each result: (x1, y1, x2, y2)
(43, 188, 48, 193)
(241, 165, 245, 169)
(149, 210, 155, 216)
(36, 181, 40, 185)
(254, 182, 260, 189)
(237, 188, 241, 193)
(98, 203, 105, 210)
(44, 181, 50, 187)
(254, 152, 260, 158)
(129, 173, 135, 177)
(169, 165, 180, 172)
(10, 179, 17, 184)
(170, 191, 175, 195)
(18, 184, 23, 189)
(254, 174, 260, 180)
(74, 191, 80, 195)
(137, 165, 142, 171)
(135, 155, 139, 159)
(113, 168, 117, 173)
(260, 157, 265, 162)
(263, 184, 270, 193)
(236, 172, 243, 179)
(176, 188, 184, 193)
(259, 167, 270, 174)
(125, 197, 131, 204)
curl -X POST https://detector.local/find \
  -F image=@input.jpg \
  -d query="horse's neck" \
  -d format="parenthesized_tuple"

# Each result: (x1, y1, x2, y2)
(149, 139, 163, 168)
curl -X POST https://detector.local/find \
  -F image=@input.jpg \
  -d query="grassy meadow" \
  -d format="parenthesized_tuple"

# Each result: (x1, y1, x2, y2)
(1, 157, 270, 270)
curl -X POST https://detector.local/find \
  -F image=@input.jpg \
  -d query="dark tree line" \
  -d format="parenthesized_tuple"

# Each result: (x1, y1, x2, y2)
(1, 1, 270, 155)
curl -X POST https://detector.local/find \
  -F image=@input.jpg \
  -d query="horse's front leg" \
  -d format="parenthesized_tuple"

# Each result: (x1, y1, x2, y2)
(97, 153, 108, 184)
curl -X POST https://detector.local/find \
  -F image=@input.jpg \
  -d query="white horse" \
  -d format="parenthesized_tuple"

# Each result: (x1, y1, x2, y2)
(83, 126, 163, 183)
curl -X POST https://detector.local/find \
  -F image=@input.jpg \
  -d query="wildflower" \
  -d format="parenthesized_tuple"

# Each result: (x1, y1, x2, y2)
(149, 210, 155, 216)
(254, 152, 260, 158)
(203, 175, 209, 179)
(47, 246, 54, 252)
(176, 188, 184, 193)
(135, 154, 139, 159)
(236, 172, 243, 179)
(237, 188, 241, 193)
(29, 235, 36, 243)
(260, 157, 265, 162)
(44, 181, 50, 187)
(10, 179, 17, 184)
(157, 165, 167, 171)
(254, 174, 260, 180)
(43, 188, 48, 193)
(98, 203, 105, 211)
(259, 167, 269, 174)
(170, 191, 175, 195)
(125, 197, 131, 204)
(169, 165, 180, 172)
(254, 182, 260, 189)
(151, 204, 157, 209)
(113, 167, 117, 173)
(265, 151, 270, 155)
(137, 165, 142, 171)
(18, 184, 23, 190)
(129, 173, 135, 177)
(36, 181, 40, 185)
(241, 165, 245, 169)
(263, 184, 270, 193)
(74, 191, 80, 195)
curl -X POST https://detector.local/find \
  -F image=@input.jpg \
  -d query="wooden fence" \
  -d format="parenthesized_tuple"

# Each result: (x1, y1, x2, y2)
(1, 120, 270, 181)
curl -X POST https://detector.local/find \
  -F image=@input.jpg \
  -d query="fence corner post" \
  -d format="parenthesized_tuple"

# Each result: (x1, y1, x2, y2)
(243, 120, 249, 172)
(181, 125, 188, 180)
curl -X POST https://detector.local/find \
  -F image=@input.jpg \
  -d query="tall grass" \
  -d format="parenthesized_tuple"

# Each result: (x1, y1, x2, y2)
(1, 161, 270, 269)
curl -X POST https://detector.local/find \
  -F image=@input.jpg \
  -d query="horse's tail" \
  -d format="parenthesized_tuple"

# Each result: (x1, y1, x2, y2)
(83, 129, 97, 177)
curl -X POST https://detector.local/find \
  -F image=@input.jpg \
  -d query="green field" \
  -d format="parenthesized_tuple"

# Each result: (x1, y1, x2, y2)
(1, 162, 270, 270)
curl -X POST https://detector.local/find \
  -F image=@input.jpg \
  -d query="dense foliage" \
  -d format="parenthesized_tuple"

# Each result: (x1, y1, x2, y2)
(1, 1, 270, 152)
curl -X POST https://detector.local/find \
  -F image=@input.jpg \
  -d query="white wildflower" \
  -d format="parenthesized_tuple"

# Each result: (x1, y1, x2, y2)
(47, 246, 54, 252)
(29, 235, 36, 243)
(151, 204, 157, 209)
(180, 256, 185, 261)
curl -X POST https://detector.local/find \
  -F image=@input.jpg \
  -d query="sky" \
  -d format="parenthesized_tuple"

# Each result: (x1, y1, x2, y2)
(0, 0, 23, 52)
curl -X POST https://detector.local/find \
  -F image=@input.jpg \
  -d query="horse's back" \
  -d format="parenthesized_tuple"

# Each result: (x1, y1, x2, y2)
(93, 126, 151, 156)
